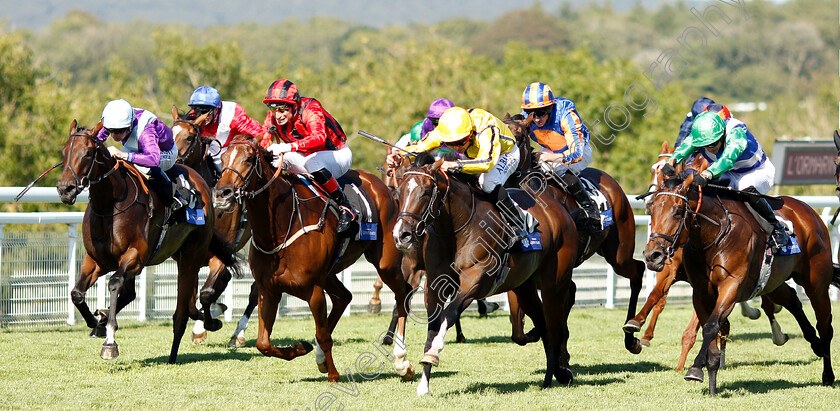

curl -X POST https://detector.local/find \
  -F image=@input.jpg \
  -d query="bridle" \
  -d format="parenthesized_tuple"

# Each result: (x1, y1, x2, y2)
(219, 140, 283, 203)
(173, 119, 204, 164)
(648, 184, 726, 260)
(397, 169, 473, 238)
(64, 131, 120, 192)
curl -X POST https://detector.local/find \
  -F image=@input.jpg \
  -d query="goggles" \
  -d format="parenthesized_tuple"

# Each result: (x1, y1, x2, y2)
(267, 103, 292, 113)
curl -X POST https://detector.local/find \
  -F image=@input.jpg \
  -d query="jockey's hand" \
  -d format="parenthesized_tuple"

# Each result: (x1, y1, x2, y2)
(692, 171, 712, 187)
(267, 143, 295, 155)
(541, 152, 566, 163)
(440, 161, 461, 173)
(386, 152, 402, 168)
(107, 146, 127, 160)
(662, 162, 676, 177)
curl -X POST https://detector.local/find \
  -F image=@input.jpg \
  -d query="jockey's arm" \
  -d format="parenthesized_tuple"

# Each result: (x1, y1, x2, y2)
(129, 126, 164, 167)
(559, 109, 587, 164)
(705, 127, 748, 178)
(454, 126, 500, 174)
(670, 135, 697, 165)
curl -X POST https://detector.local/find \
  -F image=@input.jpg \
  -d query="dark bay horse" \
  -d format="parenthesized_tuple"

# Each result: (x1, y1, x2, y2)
(631, 141, 787, 369)
(213, 134, 414, 382)
(393, 154, 579, 395)
(171, 107, 257, 347)
(644, 168, 838, 395)
(504, 114, 646, 354)
(56, 121, 239, 363)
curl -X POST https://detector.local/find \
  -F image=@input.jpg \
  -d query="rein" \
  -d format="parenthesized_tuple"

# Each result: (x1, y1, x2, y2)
(222, 140, 284, 202)
(649, 186, 727, 259)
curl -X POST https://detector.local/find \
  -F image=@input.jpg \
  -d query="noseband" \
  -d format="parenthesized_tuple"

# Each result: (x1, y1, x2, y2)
(398, 170, 451, 238)
(649, 185, 726, 259)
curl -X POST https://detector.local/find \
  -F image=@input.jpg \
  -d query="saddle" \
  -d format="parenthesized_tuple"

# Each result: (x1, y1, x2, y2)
(296, 173, 379, 241)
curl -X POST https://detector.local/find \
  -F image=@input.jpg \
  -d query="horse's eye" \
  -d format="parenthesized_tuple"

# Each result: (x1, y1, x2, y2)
(83, 150, 94, 158)
(674, 208, 685, 218)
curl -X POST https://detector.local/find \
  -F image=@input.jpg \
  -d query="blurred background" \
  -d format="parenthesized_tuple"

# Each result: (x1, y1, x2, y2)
(0, 0, 836, 213)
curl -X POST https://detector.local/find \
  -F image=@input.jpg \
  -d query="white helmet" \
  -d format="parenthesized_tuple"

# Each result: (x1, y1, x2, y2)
(101, 99, 134, 129)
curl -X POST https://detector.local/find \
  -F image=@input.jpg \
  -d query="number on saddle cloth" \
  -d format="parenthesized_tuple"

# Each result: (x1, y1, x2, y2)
(506, 189, 542, 251)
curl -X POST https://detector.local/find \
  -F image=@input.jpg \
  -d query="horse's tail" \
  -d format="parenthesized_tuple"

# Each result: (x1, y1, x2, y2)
(832, 263, 840, 289)
(209, 233, 244, 279)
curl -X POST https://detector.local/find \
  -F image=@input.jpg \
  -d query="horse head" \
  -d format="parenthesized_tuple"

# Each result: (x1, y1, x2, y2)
(213, 134, 271, 211)
(643, 171, 698, 272)
(56, 120, 108, 205)
(171, 105, 215, 167)
(502, 113, 537, 172)
(392, 152, 448, 251)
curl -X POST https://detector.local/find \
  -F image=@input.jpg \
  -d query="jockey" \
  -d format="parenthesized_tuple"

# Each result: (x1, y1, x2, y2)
(675, 97, 716, 147)
(393, 98, 455, 154)
(258, 79, 356, 233)
(97, 98, 186, 209)
(520, 82, 601, 233)
(664, 110, 789, 250)
(186, 86, 264, 174)
(387, 106, 528, 239)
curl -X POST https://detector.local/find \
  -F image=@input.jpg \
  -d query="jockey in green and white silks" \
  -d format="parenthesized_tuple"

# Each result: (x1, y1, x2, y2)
(666, 110, 788, 249)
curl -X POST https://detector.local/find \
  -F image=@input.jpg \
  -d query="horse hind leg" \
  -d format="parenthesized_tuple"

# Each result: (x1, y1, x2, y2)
(101, 269, 131, 360)
(193, 258, 231, 344)
(71, 255, 106, 335)
(309, 285, 340, 382)
(255, 290, 313, 361)
(760, 295, 789, 346)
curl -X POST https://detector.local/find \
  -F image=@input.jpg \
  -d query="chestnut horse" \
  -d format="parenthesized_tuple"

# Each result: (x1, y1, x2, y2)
(644, 168, 838, 396)
(213, 135, 414, 382)
(56, 121, 239, 363)
(171, 107, 257, 347)
(504, 114, 646, 353)
(630, 141, 787, 369)
(393, 154, 579, 395)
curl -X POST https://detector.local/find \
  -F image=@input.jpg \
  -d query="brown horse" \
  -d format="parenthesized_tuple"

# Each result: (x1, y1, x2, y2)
(393, 153, 579, 395)
(171, 107, 257, 347)
(644, 167, 838, 396)
(56, 121, 239, 363)
(212, 134, 414, 382)
(631, 141, 787, 369)
(504, 114, 646, 354)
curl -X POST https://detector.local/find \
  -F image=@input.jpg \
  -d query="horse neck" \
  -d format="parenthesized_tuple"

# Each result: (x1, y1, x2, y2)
(431, 176, 479, 241)
(685, 190, 734, 251)
(87, 158, 130, 214)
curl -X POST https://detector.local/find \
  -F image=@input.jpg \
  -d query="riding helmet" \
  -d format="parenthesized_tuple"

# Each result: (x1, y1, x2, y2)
(521, 82, 555, 110)
(689, 111, 726, 147)
(189, 86, 222, 108)
(435, 107, 473, 142)
(101, 99, 135, 129)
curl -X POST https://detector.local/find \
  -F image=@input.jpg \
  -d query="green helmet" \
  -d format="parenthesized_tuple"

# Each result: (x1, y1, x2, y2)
(409, 120, 424, 142)
(689, 111, 725, 147)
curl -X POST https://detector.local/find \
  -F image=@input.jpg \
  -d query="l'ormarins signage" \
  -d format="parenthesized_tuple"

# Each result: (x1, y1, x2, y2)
(770, 140, 836, 185)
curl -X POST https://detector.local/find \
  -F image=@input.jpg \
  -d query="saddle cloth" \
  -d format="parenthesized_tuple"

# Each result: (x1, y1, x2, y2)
(508, 188, 542, 252)
(744, 204, 800, 256)
(297, 174, 379, 241)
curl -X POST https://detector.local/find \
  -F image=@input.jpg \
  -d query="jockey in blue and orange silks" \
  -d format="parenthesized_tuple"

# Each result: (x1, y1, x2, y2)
(520, 81, 601, 233)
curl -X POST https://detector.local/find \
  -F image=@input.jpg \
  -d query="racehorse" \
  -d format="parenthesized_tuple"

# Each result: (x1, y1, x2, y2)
(212, 134, 415, 382)
(56, 120, 239, 363)
(393, 153, 579, 395)
(171, 107, 257, 347)
(630, 141, 787, 369)
(644, 167, 838, 396)
(504, 114, 646, 354)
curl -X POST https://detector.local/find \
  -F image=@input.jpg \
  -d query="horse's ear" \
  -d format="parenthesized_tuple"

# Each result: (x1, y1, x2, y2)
(195, 112, 211, 127)
(524, 114, 534, 127)
(200, 135, 217, 144)
(92, 121, 103, 136)
(171, 105, 179, 121)
(503, 112, 511, 121)
(69, 119, 77, 134)
(684, 172, 695, 187)
(660, 140, 669, 152)
(431, 158, 444, 172)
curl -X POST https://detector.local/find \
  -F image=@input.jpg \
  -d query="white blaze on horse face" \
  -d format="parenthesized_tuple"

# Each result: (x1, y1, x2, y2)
(405, 178, 420, 197)
(171, 124, 185, 138)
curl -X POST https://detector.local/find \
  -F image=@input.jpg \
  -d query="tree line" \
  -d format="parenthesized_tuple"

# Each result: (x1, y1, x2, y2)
(0, 0, 836, 213)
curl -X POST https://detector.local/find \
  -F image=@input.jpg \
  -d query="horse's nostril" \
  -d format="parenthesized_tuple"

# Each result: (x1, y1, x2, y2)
(399, 232, 413, 243)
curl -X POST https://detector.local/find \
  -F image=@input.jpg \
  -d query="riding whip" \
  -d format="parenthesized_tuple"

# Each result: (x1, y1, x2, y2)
(830, 207, 840, 226)
(14, 161, 64, 202)
(357, 130, 412, 154)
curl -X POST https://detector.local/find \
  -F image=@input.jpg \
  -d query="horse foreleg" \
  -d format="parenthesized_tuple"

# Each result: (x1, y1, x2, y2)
(254, 289, 313, 360)
(71, 254, 105, 332)
(368, 276, 383, 313)
(625, 264, 678, 346)
(760, 295, 789, 346)
(738, 300, 761, 320)
(686, 286, 737, 396)
(509, 281, 544, 346)
(309, 285, 340, 382)
(228, 282, 258, 348)
(621, 260, 645, 354)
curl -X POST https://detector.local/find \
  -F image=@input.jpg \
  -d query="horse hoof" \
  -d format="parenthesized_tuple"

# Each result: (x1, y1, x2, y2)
(420, 353, 439, 367)
(382, 335, 394, 346)
(317, 361, 329, 374)
(485, 302, 500, 314)
(209, 303, 228, 318)
(554, 367, 574, 385)
(685, 367, 704, 382)
(456, 335, 466, 344)
(622, 320, 641, 334)
(293, 341, 314, 356)
(89, 325, 106, 338)
(401, 364, 415, 381)
(205, 318, 223, 332)
(772, 333, 789, 346)
(626, 339, 643, 355)
(192, 331, 208, 344)
(228, 336, 246, 348)
(640, 339, 651, 348)
(367, 301, 382, 314)
(100, 343, 119, 360)
(823, 369, 835, 386)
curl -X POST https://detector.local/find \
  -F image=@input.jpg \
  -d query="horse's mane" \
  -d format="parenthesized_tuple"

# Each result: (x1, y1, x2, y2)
(414, 152, 436, 167)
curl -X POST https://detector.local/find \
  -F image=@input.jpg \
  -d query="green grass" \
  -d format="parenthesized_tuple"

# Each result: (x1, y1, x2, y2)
(2, 303, 840, 410)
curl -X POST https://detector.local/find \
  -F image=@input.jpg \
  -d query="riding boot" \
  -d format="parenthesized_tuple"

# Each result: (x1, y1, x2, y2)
(492, 185, 528, 240)
(312, 168, 356, 233)
(164, 169, 190, 211)
(746, 190, 789, 250)
(148, 167, 175, 208)
(559, 170, 602, 234)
